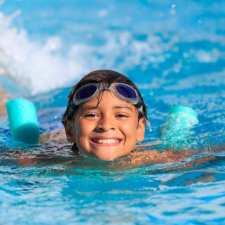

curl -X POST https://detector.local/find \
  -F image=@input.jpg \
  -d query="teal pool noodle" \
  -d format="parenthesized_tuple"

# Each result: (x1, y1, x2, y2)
(6, 98, 39, 144)
(160, 105, 199, 150)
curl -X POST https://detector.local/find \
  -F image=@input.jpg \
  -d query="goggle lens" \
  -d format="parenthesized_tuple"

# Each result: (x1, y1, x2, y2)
(73, 83, 139, 106)
(115, 83, 138, 102)
(75, 84, 97, 101)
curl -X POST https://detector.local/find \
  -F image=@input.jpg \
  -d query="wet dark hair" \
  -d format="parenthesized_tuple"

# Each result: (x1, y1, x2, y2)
(62, 69, 148, 125)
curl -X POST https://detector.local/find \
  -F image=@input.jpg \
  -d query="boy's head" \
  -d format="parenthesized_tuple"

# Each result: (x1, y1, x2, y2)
(62, 70, 147, 161)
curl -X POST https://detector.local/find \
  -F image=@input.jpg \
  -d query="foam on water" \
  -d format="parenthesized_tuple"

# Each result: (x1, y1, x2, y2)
(1, 0, 224, 96)
(0, 4, 174, 95)
(0, 12, 86, 94)
(0, 22, 168, 95)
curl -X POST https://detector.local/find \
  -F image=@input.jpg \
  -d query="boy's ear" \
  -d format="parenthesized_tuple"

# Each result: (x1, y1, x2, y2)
(137, 117, 145, 142)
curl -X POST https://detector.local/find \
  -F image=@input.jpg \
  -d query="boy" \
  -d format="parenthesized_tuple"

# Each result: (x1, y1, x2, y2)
(0, 70, 216, 167)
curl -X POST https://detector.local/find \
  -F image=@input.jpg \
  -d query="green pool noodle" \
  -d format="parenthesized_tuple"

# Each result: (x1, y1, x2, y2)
(6, 98, 39, 144)
(160, 105, 199, 150)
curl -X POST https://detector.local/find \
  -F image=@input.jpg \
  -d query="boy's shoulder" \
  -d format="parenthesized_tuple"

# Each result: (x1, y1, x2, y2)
(128, 149, 193, 166)
(40, 128, 68, 144)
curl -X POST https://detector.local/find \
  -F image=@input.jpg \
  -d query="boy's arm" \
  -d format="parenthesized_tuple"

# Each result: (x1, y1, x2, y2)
(40, 128, 68, 144)
(132, 140, 225, 169)
(129, 149, 193, 165)
(209, 144, 225, 153)
(116, 149, 215, 169)
(4, 129, 69, 166)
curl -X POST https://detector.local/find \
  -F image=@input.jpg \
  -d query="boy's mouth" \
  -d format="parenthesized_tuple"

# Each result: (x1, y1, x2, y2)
(90, 138, 122, 145)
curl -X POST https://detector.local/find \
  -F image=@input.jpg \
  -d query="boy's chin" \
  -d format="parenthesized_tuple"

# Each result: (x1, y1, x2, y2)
(91, 150, 127, 161)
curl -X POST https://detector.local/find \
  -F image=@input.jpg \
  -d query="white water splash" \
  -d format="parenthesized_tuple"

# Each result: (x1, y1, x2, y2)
(0, 8, 170, 95)
(0, 11, 96, 94)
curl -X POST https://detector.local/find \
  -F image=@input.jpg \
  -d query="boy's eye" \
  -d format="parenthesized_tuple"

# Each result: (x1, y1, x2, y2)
(83, 112, 99, 118)
(115, 113, 130, 118)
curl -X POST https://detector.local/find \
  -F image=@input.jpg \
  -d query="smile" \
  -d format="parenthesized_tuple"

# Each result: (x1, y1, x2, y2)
(91, 138, 121, 145)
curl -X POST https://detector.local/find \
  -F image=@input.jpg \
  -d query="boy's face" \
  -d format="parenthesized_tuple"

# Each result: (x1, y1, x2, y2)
(66, 91, 145, 161)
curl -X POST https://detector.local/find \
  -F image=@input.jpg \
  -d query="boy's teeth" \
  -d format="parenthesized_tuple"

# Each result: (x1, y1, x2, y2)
(94, 139, 119, 144)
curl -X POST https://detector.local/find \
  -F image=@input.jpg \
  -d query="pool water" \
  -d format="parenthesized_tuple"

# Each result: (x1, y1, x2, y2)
(0, 0, 225, 224)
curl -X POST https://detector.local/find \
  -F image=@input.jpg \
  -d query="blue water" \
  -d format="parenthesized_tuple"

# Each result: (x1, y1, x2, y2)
(0, 0, 225, 224)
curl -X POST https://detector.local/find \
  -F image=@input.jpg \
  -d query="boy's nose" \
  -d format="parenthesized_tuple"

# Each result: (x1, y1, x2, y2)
(94, 116, 115, 132)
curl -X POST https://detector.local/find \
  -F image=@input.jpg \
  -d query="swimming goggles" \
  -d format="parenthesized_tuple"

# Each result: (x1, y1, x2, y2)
(72, 82, 141, 106)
